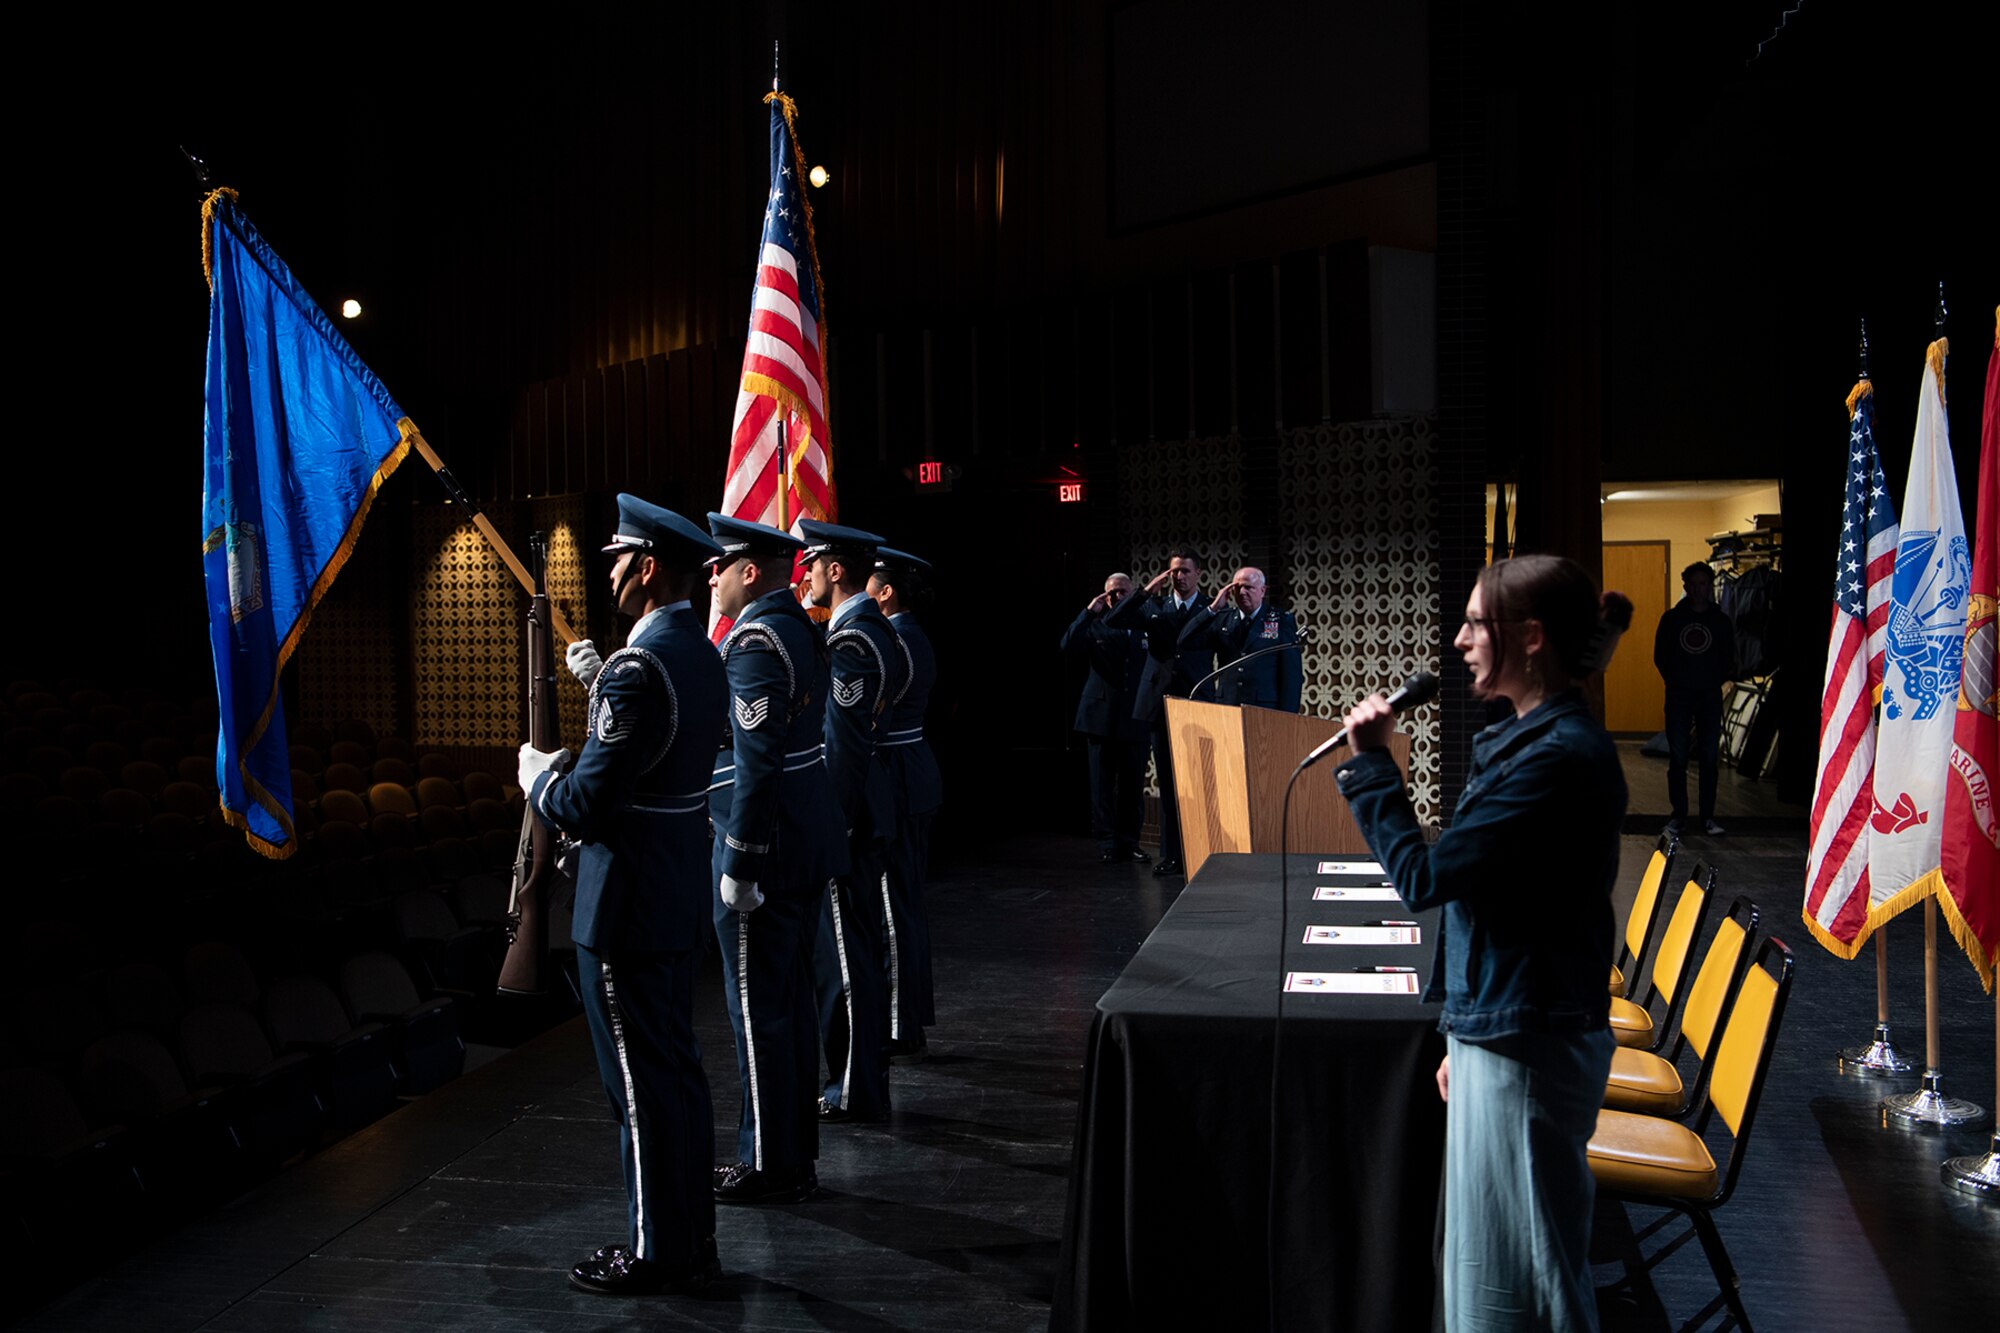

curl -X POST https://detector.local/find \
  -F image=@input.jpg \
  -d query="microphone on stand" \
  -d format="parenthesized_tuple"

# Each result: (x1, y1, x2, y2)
(1185, 627, 1311, 701)
(1297, 670, 1440, 772)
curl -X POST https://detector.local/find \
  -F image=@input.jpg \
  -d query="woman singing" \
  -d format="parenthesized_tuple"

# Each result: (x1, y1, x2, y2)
(1335, 555, 1631, 1332)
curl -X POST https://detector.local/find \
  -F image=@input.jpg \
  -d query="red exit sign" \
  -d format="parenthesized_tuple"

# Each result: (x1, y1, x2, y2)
(1058, 481, 1085, 504)
(914, 460, 954, 492)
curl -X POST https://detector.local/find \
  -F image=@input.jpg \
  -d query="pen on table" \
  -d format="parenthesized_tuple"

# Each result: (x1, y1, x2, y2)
(1351, 966, 1417, 973)
(1368, 919, 1419, 927)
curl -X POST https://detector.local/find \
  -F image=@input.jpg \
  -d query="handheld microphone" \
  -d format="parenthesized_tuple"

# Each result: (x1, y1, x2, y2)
(1298, 670, 1440, 771)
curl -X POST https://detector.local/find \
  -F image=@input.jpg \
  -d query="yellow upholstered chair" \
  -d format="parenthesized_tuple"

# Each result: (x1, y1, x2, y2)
(1609, 832, 1678, 997)
(1589, 935, 1794, 1332)
(1603, 895, 1759, 1117)
(1608, 861, 1714, 1051)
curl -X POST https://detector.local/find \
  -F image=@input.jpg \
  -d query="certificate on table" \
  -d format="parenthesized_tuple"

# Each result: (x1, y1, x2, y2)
(1283, 970, 1423, 995)
(1318, 859, 1385, 875)
(1303, 923, 1422, 946)
(1313, 885, 1402, 902)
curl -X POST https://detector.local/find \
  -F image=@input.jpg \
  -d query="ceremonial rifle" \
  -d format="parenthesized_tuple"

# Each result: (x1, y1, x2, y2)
(497, 532, 562, 995)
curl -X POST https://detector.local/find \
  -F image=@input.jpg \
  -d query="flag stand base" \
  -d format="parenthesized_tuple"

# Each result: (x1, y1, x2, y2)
(1837, 1023, 1915, 1076)
(1942, 1131, 2000, 1202)
(1882, 1072, 1986, 1129)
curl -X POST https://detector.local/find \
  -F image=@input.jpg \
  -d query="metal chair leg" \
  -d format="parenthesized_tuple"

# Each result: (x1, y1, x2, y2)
(1684, 1207, 1752, 1332)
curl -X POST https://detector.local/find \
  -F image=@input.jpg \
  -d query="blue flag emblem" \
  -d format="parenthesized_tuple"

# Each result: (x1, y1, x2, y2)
(202, 190, 411, 857)
(1883, 528, 1972, 722)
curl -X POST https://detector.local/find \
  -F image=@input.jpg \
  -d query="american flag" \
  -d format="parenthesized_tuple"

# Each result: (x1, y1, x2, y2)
(1804, 381, 1900, 954)
(713, 90, 834, 639)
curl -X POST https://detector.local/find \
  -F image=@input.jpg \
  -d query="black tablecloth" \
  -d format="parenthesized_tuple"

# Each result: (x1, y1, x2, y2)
(1051, 853, 1447, 1332)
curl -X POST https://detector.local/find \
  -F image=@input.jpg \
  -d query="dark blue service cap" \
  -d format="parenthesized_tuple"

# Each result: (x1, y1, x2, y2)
(873, 547, 931, 575)
(603, 494, 723, 564)
(797, 518, 885, 563)
(705, 513, 806, 565)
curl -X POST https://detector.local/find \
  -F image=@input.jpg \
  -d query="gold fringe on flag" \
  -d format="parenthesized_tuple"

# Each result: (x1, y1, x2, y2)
(1846, 377, 1872, 419)
(212, 417, 416, 859)
(1928, 337, 1950, 401)
(200, 186, 242, 293)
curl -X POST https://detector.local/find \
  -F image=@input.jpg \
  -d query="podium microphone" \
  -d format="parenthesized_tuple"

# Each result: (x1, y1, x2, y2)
(1297, 670, 1440, 771)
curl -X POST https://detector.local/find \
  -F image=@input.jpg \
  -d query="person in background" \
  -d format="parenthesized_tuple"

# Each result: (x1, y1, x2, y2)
(1176, 565, 1303, 713)
(1335, 554, 1631, 1333)
(1061, 572, 1153, 864)
(1653, 561, 1735, 836)
(1102, 547, 1214, 876)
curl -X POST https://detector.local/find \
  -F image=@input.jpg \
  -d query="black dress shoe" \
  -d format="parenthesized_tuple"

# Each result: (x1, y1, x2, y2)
(713, 1159, 819, 1204)
(887, 1034, 928, 1065)
(1127, 849, 1151, 863)
(818, 1096, 888, 1123)
(569, 1243, 717, 1296)
(1153, 857, 1183, 876)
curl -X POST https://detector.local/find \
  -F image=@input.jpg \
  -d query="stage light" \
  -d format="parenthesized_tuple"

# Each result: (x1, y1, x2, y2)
(341, 299, 362, 319)
(809, 165, 830, 188)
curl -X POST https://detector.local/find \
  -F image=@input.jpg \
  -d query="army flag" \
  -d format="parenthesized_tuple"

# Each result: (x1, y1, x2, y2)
(1939, 313, 2000, 989)
(202, 189, 412, 858)
(1868, 337, 1971, 923)
(712, 89, 836, 640)
(1804, 378, 1899, 955)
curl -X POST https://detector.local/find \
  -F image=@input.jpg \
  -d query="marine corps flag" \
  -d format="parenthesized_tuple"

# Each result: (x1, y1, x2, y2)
(201, 189, 413, 858)
(1939, 312, 2000, 990)
(1868, 337, 1971, 924)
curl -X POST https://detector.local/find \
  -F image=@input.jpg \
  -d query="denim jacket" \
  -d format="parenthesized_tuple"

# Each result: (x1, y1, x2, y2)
(1334, 690, 1625, 1043)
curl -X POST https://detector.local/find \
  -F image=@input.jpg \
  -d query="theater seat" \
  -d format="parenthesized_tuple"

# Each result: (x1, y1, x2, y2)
(339, 951, 464, 1095)
(262, 975, 398, 1134)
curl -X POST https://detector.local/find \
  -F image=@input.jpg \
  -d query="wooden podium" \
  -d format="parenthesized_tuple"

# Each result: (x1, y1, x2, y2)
(1164, 697, 1411, 879)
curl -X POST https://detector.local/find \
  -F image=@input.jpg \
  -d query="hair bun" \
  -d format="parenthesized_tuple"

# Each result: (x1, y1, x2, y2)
(1576, 590, 1634, 674)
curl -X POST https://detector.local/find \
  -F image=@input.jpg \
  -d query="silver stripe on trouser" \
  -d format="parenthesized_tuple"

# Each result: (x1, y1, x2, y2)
(881, 869, 902, 1040)
(827, 881, 857, 1108)
(736, 915, 764, 1171)
(600, 958, 649, 1259)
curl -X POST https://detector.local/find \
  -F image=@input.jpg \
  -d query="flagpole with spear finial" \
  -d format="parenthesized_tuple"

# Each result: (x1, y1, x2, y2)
(771, 39, 793, 540)
(1840, 317, 1917, 1077)
(1883, 281, 1984, 1131)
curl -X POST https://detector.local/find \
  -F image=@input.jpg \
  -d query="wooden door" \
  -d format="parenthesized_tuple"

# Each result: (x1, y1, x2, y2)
(1602, 542, 1670, 735)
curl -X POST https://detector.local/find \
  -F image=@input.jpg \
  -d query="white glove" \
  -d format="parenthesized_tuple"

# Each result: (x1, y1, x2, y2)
(517, 743, 572, 792)
(720, 873, 765, 914)
(566, 639, 604, 688)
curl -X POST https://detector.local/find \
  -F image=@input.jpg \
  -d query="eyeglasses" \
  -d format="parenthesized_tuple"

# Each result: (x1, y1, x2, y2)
(1459, 616, 1522, 635)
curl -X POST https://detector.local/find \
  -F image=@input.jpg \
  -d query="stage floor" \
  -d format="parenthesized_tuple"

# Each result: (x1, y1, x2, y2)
(17, 830, 1996, 1331)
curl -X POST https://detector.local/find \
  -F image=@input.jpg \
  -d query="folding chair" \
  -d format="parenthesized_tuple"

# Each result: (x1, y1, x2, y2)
(1610, 831, 1677, 998)
(1589, 936, 1795, 1332)
(1604, 895, 1758, 1117)
(1609, 860, 1714, 1051)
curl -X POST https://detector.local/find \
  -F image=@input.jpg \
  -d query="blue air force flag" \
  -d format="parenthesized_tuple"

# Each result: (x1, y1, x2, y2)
(201, 190, 411, 857)
(1869, 338, 1971, 913)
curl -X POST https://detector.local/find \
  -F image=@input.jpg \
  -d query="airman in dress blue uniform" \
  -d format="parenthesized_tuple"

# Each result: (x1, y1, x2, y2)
(798, 519, 910, 1122)
(1061, 571, 1154, 863)
(1177, 565, 1304, 713)
(518, 494, 727, 1296)
(870, 548, 942, 1061)
(706, 515, 848, 1205)
(1102, 547, 1216, 876)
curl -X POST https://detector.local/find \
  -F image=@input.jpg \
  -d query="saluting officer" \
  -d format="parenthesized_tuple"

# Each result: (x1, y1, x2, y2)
(518, 495, 727, 1296)
(870, 547, 942, 1062)
(798, 518, 910, 1123)
(706, 514, 848, 1206)
(1177, 565, 1303, 713)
